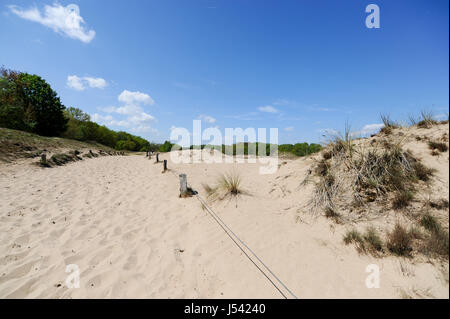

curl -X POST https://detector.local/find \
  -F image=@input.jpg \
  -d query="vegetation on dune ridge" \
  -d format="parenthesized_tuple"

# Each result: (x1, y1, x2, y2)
(310, 112, 448, 220)
(314, 112, 448, 260)
(0, 127, 124, 163)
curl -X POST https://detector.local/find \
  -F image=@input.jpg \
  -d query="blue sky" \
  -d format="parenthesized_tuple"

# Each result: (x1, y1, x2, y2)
(1, 0, 448, 144)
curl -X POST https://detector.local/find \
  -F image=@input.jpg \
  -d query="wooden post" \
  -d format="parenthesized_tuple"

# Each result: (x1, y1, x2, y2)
(149, 153, 152, 160)
(156, 153, 159, 163)
(40, 154, 47, 165)
(163, 159, 167, 172)
(179, 174, 188, 197)
(146, 151, 148, 157)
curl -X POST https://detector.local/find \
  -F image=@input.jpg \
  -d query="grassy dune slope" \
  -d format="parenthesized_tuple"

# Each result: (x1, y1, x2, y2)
(0, 127, 117, 164)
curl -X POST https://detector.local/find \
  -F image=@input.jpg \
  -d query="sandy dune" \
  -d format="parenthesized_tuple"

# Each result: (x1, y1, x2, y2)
(0, 144, 448, 298)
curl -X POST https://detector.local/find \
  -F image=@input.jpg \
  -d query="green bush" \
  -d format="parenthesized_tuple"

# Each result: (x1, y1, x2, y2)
(116, 140, 136, 151)
(279, 142, 322, 157)
(159, 140, 174, 152)
(4, 70, 68, 136)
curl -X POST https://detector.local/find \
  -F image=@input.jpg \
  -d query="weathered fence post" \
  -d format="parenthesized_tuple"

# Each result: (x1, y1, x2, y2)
(40, 154, 47, 166)
(149, 152, 152, 159)
(163, 159, 167, 172)
(179, 174, 188, 197)
(146, 151, 148, 157)
(89, 150, 94, 157)
(156, 153, 159, 163)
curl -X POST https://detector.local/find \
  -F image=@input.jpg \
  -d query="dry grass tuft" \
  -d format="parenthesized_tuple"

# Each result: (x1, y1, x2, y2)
(431, 149, 440, 156)
(417, 110, 438, 128)
(429, 199, 449, 210)
(311, 136, 434, 217)
(315, 159, 330, 176)
(380, 114, 399, 135)
(343, 227, 384, 256)
(219, 172, 242, 195)
(203, 171, 247, 202)
(363, 227, 384, 254)
(408, 226, 424, 240)
(343, 229, 365, 251)
(419, 214, 449, 258)
(387, 224, 413, 257)
(420, 214, 441, 233)
(322, 150, 332, 160)
(324, 207, 341, 223)
(392, 190, 414, 209)
(424, 228, 449, 258)
(428, 141, 448, 153)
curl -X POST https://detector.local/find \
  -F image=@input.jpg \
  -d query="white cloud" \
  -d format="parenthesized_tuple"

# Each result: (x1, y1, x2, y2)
(115, 104, 143, 116)
(91, 113, 128, 127)
(132, 125, 157, 134)
(284, 126, 294, 132)
(91, 114, 112, 123)
(313, 107, 337, 112)
(258, 105, 279, 113)
(318, 128, 339, 136)
(84, 77, 107, 89)
(355, 123, 384, 136)
(118, 90, 154, 106)
(435, 113, 448, 120)
(98, 106, 117, 113)
(67, 75, 85, 91)
(199, 114, 216, 124)
(9, 3, 95, 43)
(67, 75, 107, 91)
(273, 99, 293, 106)
(93, 90, 156, 134)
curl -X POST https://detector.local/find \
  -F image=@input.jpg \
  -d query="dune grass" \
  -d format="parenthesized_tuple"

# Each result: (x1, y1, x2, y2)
(203, 171, 248, 202)
(312, 137, 434, 218)
(380, 113, 399, 134)
(419, 214, 449, 258)
(0, 127, 115, 163)
(343, 227, 384, 256)
(428, 141, 448, 153)
(417, 110, 438, 128)
(387, 224, 413, 257)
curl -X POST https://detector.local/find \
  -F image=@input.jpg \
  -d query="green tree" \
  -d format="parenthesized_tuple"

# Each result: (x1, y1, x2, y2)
(116, 140, 136, 151)
(65, 107, 91, 122)
(159, 141, 174, 152)
(14, 73, 67, 136)
(0, 68, 36, 131)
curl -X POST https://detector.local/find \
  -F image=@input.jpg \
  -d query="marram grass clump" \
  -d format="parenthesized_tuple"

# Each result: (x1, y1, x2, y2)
(311, 136, 434, 219)
(203, 171, 247, 202)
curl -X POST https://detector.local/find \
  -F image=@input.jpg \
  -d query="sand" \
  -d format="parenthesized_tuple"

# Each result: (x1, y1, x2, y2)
(0, 128, 449, 298)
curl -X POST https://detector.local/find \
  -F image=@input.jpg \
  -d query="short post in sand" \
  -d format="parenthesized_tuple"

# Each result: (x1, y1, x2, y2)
(146, 151, 148, 157)
(40, 154, 47, 166)
(149, 152, 152, 160)
(179, 174, 188, 197)
(163, 159, 167, 172)
(156, 153, 160, 163)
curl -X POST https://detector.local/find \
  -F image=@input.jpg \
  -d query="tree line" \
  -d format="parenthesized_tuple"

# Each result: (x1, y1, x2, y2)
(0, 67, 160, 152)
(157, 141, 322, 157)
